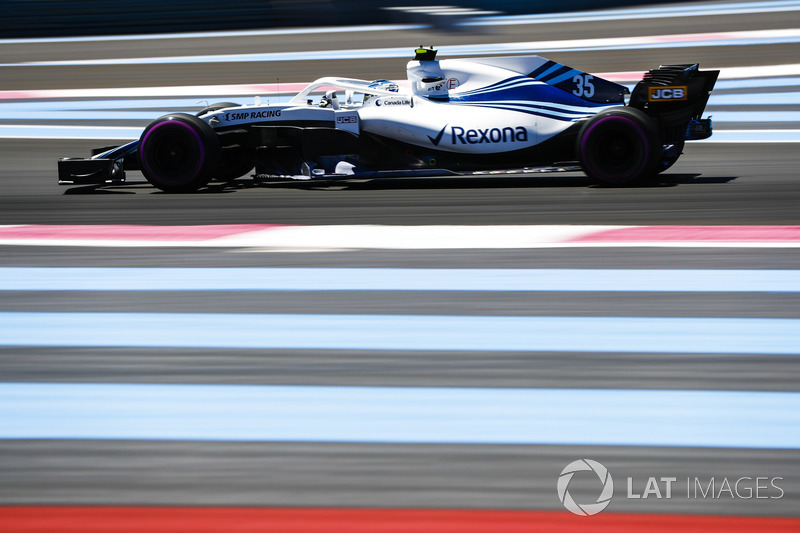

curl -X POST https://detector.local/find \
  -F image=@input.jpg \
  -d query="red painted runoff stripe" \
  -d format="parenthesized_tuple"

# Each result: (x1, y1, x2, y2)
(0, 224, 286, 241)
(1, 507, 799, 533)
(570, 225, 800, 242)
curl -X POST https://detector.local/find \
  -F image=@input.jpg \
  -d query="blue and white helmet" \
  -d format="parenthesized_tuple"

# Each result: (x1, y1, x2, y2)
(368, 79, 399, 93)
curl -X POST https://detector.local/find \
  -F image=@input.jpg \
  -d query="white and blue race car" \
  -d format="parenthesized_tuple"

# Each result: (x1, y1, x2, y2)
(59, 47, 718, 192)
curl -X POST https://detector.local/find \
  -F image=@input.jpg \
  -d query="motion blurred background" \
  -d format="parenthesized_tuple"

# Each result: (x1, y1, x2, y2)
(1, 0, 799, 531)
(3, 1, 657, 37)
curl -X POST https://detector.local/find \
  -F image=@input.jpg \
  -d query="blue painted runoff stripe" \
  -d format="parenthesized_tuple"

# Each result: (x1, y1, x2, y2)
(0, 125, 141, 140)
(2, 268, 800, 292)
(1, 312, 799, 354)
(0, 97, 290, 112)
(1, 383, 798, 448)
(0, 97, 292, 118)
(0, 110, 168, 120)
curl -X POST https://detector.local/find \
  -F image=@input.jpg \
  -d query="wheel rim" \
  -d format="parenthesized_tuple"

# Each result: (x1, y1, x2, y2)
(580, 115, 650, 182)
(141, 119, 204, 185)
(594, 125, 638, 173)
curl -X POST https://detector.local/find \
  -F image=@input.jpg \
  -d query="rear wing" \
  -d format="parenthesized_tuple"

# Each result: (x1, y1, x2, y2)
(629, 64, 719, 141)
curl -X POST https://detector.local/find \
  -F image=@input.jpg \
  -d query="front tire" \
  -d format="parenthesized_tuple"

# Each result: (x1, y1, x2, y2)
(577, 107, 659, 186)
(195, 104, 254, 182)
(139, 113, 220, 192)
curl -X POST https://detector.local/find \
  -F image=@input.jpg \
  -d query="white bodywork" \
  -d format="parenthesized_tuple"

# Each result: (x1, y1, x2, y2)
(59, 51, 716, 191)
(204, 55, 620, 156)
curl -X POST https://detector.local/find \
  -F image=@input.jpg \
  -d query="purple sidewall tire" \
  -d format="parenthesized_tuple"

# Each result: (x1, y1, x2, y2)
(577, 108, 659, 185)
(139, 113, 219, 192)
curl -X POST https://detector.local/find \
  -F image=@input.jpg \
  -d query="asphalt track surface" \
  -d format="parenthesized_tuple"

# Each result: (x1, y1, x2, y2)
(1, 0, 800, 524)
(1, 142, 798, 225)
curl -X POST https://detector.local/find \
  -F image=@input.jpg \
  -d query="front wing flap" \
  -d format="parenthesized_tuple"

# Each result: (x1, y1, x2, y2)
(58, 140, 139, 185)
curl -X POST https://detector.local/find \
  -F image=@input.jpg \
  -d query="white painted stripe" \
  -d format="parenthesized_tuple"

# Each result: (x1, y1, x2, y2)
(3, 225, 800, 248)
(1, 312, 798, 354)
(5, 30, 799, 67)
(709, 91, 800, 105)
(0, 24, 426, 45)
(470, 0, 800, 26)
(211, 224, 627, 250)
(715, 64, 800, 79)
(1, 110, 164, 120)
(0, 225, 622, 248)
(2, 267, 799, 292)
(203, 225, 800, 250)
(708, 111, 800, 122)
(1, 383, 798, 448)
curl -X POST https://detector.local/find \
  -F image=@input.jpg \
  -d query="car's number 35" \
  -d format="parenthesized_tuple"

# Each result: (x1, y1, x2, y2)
(572, 74, 595, 98)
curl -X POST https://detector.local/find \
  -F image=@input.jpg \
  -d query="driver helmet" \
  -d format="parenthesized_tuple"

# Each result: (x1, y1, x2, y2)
(364, 79, 399, 103)
(368, 79, 399, 93)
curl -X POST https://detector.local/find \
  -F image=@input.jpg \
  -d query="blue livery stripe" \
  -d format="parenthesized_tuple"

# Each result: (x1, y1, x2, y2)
(454, 76, 537, 97)
(546, 68, 582, 86)
(452, 76, 610, 108)
(533, 62, 564, 80)
(449, 102, 595, 116)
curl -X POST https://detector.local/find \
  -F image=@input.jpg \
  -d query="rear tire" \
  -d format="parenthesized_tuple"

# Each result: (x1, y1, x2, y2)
(139, 113, 220, 192)
(577, 107, 660, 186)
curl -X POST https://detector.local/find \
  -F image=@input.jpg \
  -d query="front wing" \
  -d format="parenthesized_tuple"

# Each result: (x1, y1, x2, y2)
(58, 141, 139, 185)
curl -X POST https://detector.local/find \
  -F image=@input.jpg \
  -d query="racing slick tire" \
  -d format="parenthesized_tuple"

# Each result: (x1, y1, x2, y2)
(139, 113, 220, 193)
(196, 104, 254, 182)
(215, 148, 255, 182)
(577, 107, 660, 186)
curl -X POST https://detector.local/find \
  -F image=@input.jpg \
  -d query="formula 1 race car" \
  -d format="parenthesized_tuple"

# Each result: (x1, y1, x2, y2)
(58, 47, 718, 192)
